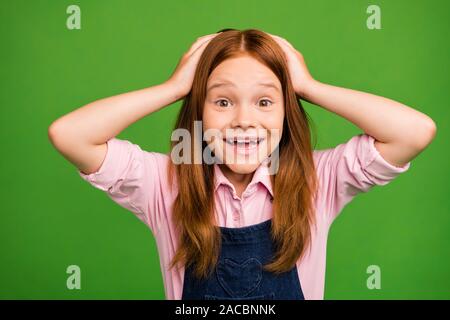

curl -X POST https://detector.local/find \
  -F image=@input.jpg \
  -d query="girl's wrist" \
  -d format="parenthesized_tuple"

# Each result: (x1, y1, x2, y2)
(298, 78, 320, 102)
(163, 79, 187, 102)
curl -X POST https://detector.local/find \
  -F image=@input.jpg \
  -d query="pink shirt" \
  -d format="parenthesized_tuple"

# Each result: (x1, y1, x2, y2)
(78, 133, 411, 299)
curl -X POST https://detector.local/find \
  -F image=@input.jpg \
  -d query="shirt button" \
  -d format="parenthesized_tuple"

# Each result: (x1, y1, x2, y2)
(233, 210, 240, 221)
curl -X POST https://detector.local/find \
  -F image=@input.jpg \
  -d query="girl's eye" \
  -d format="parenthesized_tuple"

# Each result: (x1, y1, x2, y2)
(259, 99, 273, 107)
(213, 99, 273, 107)
(215, 99, 231, 107)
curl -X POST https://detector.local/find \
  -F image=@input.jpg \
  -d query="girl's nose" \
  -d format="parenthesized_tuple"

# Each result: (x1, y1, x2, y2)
(231, 105, 257, 129)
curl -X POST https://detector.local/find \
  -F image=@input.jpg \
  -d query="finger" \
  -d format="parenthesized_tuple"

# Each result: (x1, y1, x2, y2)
(271, 36, 298, 59)
(273, 39, 298, 65)
(187, 33, 219, 55)
(270, 35, 290, 52)
(267, 32, 295, 49)
(267, 32, 283, 42)
(187, 35, 214, 54)
(279, 37, 295, 49)
(267, 33, 288, 47)
(189, 35, 214, 58)
(273, 35, 294, 49)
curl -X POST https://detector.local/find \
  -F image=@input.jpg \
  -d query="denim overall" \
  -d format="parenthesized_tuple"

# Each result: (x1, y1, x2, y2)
(181, 219, 304, 300)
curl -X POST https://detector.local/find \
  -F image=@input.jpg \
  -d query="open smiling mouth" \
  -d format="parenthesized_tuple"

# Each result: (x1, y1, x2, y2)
(223, 137, 266, 155)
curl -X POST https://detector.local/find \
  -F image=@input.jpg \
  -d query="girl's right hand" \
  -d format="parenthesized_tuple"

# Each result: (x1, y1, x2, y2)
(166, 33, 220, 99)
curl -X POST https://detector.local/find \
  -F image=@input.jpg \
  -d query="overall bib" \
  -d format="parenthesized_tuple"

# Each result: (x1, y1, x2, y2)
(181, 219, 304, 300)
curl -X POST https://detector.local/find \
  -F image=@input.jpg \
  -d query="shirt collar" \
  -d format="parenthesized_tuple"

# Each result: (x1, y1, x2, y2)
(213, 158, 274, 198)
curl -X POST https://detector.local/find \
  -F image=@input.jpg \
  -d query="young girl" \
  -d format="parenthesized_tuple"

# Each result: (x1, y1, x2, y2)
(48, 28, 436, 300)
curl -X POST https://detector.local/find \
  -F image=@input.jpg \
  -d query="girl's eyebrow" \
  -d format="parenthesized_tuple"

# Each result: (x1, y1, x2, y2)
(207, 79, 281, 92)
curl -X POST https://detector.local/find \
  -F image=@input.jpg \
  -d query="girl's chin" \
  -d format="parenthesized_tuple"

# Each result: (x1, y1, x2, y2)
(213, 150, 270, 173)
(221, 162, 261, 174)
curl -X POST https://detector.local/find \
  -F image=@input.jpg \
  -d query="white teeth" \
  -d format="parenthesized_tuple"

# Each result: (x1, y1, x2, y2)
(224, 137, 262, 145)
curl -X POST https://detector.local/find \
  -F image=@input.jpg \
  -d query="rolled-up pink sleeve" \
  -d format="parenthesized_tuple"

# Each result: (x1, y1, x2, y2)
(313, 133, 411, 224)
(78, 138, 165, 233)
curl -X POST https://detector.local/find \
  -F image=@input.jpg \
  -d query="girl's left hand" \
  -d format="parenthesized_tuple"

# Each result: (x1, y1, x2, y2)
(267, 33, 315, 99)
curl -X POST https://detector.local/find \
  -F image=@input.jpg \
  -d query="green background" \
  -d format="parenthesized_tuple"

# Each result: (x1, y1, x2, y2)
(1, 0, 448, 299)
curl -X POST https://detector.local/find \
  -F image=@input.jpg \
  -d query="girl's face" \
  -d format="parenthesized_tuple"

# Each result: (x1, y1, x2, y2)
(203, 55, 285, 174)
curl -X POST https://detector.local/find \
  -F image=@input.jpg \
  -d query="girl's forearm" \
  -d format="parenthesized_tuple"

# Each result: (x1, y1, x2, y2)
(303, 80, 436, 148)
(49, 80, 181, 146)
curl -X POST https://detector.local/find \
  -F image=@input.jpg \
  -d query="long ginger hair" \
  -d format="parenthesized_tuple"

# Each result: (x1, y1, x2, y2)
(168, 28, 319, 279)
